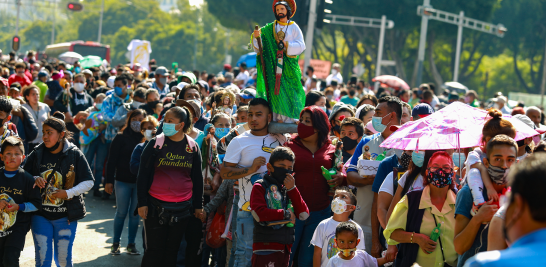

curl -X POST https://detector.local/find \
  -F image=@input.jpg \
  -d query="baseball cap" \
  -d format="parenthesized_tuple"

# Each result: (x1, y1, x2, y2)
(176, 99, 202, 119)
(155, 66, 169, 77)
(82, 69, 93, 75)
(223, 64, 232, 70)
(366, 121, 379, 134)
(38, 71, 48, 78)
(107, 76, 116, 88)
(497, 96, 507, 104)
(412, 103, 434, 118)
(180, 72, 197, 84)
(238, 88, 256, 100)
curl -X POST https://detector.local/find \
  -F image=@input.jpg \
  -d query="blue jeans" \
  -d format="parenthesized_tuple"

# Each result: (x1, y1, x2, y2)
(233, 210, 253, 267)
(228, 193, 239, 267)
(31, 215, 78, 267)
(113, 180, 139, 244)
(82, 138, 109, 190)
(290, 205, 331, 267)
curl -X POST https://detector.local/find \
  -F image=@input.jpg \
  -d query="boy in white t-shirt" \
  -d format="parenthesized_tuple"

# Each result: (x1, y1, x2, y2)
(326, 222, 389, 267)
(311, 187, 365, 267)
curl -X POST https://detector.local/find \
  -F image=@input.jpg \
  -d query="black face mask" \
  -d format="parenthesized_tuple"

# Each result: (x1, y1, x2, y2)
(211, 81, 217, 86)
(148, 100, 160, 108)
(341, 136, 358, 151)
(332, 125, 340, 134)
(271, 166, 291, 185)
(516, 139, 525, 147)
(349, 90, 356, 97)
(400, 153, 411, 169)
(46, 140, 62, 152)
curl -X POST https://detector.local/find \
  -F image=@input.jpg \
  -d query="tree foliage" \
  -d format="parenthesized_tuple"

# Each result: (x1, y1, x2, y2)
(0, 0, 250, 73)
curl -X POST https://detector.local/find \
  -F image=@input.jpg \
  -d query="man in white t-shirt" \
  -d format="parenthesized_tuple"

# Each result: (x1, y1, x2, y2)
(235, 62, 250, 85)
(221, 98, 286, 267)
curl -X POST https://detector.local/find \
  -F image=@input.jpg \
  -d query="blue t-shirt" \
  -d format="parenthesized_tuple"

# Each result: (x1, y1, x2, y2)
(371, 154, 401, 193)
(463, 228, 546, 267)
(455, 184, 489, 267)
(340, 96, 359, 107)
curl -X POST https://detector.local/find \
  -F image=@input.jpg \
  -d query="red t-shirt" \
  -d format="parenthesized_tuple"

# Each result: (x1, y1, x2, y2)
(149, 136, 195, 202)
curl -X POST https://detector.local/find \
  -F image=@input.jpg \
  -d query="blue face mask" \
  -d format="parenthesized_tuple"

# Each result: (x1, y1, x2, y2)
(412, 150, 425, 167)
(236, 123, 246, 126)
(372, 112, 392, 133)
(96, 103, 103, 110)
(163, 123, 179, 137)
(114, 86, 124, 96)
(214, 128, 230, 139)
(452, 153, 466, 169)
(74, 67, 81, 74)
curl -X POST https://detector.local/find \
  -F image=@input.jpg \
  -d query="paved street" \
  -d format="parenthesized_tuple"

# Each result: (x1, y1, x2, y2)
(20, 193, 144, 267)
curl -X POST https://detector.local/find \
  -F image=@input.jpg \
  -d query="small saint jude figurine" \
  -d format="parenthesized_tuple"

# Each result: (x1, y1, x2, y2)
(252, 0, 306, 123)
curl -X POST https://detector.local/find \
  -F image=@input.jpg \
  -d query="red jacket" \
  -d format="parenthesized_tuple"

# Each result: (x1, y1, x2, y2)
(285, 137, 336, 212)
(8, 74, 32, 87)
(250, 178, 309, 252)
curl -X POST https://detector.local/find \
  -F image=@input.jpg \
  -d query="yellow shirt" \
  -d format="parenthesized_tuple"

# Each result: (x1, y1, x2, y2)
(383, 186, 458, 267)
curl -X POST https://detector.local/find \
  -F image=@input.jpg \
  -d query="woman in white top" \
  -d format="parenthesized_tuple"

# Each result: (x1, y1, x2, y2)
(22, 84, 50, 152)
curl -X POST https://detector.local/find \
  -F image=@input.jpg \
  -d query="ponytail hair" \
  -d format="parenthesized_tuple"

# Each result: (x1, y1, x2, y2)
(168, 106, 193, 134)
(44, 111, 74, 141)
(482, 109, 516, 147)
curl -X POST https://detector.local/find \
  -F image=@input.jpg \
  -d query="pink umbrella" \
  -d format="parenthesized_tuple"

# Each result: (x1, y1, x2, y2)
(372, 75, 410, 90)
(380, 102, 539, 150)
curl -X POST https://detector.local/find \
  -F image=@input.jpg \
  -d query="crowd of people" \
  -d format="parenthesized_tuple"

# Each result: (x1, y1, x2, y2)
(0, 49, 545, 267)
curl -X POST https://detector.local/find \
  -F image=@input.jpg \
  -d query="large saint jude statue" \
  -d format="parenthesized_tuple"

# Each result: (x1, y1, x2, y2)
(252, 0, 306, 123)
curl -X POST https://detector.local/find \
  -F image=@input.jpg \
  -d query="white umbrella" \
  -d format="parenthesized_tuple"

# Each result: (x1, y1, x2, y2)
(443, 81, 469, 94)
(59, 52, 83, 64)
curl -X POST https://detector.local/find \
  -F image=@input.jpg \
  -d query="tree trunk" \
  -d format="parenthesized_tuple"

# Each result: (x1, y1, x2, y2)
(513, 48, 531, 92)
(427, 34, 444, 92)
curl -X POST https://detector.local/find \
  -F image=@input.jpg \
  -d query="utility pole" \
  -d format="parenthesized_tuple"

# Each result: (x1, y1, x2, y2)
(15, 0, 21, 35)
(453, 11, 464, 82)
(98, 0, 104, 43)
(415, 0, 430, 87)
(416, 4, 506, 85)
(51, 1, 56, 44)
(303, 0, 317, 71)
(375, 15, 387, 90)
(540, 39, 546, 108)
(324, 14, 395, 89)
(194, 7, 200, 70)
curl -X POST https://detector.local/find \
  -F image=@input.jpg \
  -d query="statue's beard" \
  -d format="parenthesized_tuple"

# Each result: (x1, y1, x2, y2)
(275, 12, 287, 21)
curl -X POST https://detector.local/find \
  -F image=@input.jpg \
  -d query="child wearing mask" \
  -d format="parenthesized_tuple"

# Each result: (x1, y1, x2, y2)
(249, 147, 309, 267)
(326, 222, 389, 267)
(311, 187, 366, 267)
(465, 109, 516, 215)
(0, 136, 41, 265)
(80, 93, 107, 146)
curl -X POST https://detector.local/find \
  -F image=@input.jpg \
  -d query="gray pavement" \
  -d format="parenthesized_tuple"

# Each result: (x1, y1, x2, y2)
(20, 193, 144, 267)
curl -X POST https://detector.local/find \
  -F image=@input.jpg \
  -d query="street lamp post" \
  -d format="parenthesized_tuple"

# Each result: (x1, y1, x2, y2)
(98, 0, 104, 43)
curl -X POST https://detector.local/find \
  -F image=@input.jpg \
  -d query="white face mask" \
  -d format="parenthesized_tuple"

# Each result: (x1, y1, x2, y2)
(331, 198, 348, 214)
(132, 101, 144, 109)
(144, 130, 153, 141)
(73, 83, 85, 93)
(332, 69, 338, 75)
